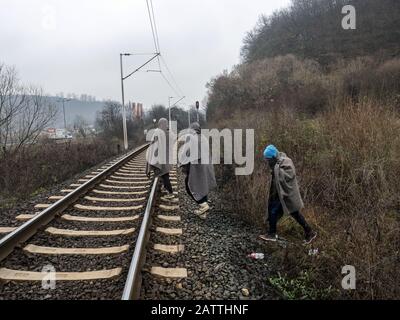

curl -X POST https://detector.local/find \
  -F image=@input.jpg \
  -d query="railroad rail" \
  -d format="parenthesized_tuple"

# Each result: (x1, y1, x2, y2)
(0, 144, 150, 262)
(0, 145, 188, 300)
(122, 175, 159, 300)
(0, 142, 185, 300)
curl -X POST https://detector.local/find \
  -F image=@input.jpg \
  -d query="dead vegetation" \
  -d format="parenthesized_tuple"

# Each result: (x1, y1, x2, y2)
(0, 139, 118, 200)
(208, 55, 400, 299)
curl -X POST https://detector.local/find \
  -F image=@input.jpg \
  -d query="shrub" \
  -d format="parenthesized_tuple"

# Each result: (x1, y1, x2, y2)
(212, 100, 400, 299)
(207, 55, 400, 120)
(0, 138, 120, 199)
(269, 271, 336, 300)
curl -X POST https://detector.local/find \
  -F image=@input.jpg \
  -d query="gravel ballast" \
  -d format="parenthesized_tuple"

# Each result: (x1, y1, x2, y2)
(0, 151, 149, 300)
(0, 153, 279, 300)
(141, 170, 277, 300)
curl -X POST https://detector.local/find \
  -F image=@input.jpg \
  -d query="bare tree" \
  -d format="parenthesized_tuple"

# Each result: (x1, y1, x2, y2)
(17, 87, 57, 147)
(95, 101, 123, 139)
(0, 63, 58, 155)
(148, 104, 168, 121)
(0, 64, 26, 130)
(95, 101, 146, 144)
(73, 115, 89, 138)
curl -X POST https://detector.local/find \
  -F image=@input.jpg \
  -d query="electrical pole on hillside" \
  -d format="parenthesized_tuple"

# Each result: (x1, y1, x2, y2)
(57, 98, 72, 132)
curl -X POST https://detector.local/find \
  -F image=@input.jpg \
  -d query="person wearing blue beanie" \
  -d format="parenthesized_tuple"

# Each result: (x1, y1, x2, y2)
(263, 145, 278, 160)
(260, 145, 317, 244)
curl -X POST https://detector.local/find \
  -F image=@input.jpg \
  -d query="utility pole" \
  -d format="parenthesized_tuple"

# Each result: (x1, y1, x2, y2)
(168, 96, 186, 129)
(120, 54, 128, 151)
(168, 96, 174, 129)
(188, 109, 191, 127)
(57, 98, 71, 132)
(62, 99, 67, 130)
(119, 52, 160, 150)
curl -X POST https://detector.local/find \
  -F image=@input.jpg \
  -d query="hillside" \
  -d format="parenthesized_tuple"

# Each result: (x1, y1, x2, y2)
(206, 0, 400, 299)
(241, 0, 400, 65)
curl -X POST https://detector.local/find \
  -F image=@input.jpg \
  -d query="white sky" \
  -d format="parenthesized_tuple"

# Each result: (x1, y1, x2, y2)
(0, 0, 290, 110)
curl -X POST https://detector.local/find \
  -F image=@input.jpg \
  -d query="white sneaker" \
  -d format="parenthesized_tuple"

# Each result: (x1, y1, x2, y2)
(194, 202, 210, 217)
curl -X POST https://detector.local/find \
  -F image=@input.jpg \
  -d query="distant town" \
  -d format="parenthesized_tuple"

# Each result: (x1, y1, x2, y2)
(42, 99, 144, 141)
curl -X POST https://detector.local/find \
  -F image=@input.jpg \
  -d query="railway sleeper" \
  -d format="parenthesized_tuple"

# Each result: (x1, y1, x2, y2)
(23, 244, 130, 255)
(45, 226, 136, 237)
(154, 244, 184, 254)
(0, 267, 122, 281)
(155, 227, 183, 236)
(150, 267, 187, 279)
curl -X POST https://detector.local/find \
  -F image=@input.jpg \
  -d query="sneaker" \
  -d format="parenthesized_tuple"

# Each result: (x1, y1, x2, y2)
(194, 202, 210, 216)
(259, 234, 278, 242)
(304, 231, 317, 245)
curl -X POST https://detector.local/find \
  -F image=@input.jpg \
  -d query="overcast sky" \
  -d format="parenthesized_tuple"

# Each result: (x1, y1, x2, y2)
(0, 0, 290, 110)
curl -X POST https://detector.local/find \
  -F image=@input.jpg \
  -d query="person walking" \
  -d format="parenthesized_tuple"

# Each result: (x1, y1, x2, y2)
(146, 118, 175, 201)
(179, 122, 217, 219)
(259, 145, 317, 244)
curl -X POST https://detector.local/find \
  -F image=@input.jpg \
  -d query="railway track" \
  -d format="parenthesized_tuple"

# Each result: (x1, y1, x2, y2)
(0, 144, 187, 300)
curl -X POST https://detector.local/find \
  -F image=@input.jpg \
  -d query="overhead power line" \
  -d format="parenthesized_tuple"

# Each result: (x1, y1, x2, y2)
(160, 56, 185, 97)
(161, 72, 181, 97)
(146, 0, 159, 53)
(144, 0, 186, 102)
(149, 0, 161, 54)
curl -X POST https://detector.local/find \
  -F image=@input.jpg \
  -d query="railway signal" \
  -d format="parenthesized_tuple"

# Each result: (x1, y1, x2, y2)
(196, 101, 200, 122)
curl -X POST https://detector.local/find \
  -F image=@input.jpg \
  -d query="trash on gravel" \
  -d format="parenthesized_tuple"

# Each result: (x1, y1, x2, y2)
(247, 253, 264, 260)
(241, 288, 250, 296)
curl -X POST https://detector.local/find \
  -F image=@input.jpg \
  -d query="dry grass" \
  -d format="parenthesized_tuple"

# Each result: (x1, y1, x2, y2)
(207, 55, 400, 119)
(0, 138, 119, 199)
(213, 101, 400, 299)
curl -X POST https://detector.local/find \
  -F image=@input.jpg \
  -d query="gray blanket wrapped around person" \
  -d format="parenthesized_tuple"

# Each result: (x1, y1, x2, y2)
(179, 122, 216, 218)
(259, 144, 317, 244)
(146, 118, 174, 195)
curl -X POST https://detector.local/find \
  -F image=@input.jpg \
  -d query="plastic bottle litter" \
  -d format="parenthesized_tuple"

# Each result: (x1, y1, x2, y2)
(247, 253, 265, 260)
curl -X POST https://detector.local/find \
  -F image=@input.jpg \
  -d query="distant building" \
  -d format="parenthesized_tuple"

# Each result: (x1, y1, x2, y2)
(42, 128, 72, 140)
(128, 101, 144, 120)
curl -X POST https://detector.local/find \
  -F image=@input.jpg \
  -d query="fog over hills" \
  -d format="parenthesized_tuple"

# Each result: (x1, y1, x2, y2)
(47, 97, 105, 128)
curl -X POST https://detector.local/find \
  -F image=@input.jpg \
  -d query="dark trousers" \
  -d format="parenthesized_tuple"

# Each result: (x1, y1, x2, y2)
(268, 200, 311, 236)
(161, 173, 173, 194)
